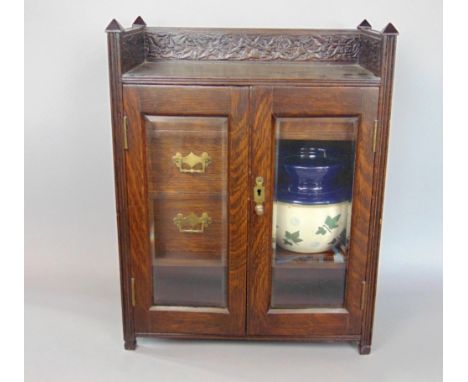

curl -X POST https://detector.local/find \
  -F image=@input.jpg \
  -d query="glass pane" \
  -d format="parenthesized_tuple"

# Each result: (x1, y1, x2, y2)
(271, 117, 357, 309)
(145, 116, 228, 307)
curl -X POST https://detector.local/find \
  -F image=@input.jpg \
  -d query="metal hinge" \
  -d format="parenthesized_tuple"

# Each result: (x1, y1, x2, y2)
(372, 120, 378, 153)
(130, 277, 136, 307)
(123, 115, 129, 150)
(360, 280, 367, 310)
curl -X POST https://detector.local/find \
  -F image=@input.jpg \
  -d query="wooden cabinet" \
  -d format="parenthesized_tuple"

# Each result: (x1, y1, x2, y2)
(106, 18, 398, 354)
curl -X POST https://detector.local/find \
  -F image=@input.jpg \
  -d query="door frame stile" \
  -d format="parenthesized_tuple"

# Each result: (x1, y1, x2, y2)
(360, 25, 398, 354)
(106, 22, 136, 350)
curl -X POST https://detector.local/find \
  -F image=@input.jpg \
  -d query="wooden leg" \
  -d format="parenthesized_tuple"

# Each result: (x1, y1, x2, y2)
(124, 338, 137, 350)
(359, 342, 371, 355)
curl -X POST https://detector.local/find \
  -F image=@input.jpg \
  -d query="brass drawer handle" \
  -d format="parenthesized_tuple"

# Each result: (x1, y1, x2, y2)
(173, 212, 212, 233)
(254, 176, 265, 216)
(172, 152, 211, 173)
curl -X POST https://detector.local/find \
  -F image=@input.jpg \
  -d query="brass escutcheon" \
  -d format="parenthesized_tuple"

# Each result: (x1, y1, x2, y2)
(253, 176, 265, 216)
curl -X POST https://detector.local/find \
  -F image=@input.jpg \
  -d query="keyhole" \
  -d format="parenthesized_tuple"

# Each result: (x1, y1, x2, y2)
(257, 189, 262, 197)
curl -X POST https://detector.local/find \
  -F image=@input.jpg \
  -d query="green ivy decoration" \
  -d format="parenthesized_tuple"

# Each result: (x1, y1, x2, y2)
(283, 230, 303, 246)
(315, 214, 341, 235)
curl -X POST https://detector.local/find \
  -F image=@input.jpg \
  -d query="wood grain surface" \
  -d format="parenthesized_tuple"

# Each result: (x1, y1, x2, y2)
(248, 86, 378, 337)
(106, 22, 397, 353)
(359, 26, 398, 355)
(122, 60, 380, 86)
(145, 115, 228, 194)
(123, 85, 249, 336)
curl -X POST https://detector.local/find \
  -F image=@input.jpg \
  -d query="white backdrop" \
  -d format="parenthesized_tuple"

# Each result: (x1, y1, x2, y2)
(25, 1, 442, 381)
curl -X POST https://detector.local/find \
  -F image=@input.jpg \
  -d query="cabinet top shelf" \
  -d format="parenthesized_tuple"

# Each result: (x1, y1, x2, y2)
(122, 60, 380, 86)
(107, 18, 398, 85)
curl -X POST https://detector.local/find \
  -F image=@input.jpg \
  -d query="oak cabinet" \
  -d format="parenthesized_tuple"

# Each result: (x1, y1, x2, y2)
(106, 17, 398, 354)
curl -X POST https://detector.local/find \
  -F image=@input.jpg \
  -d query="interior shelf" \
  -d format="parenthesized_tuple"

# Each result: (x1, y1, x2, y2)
(276, 117, 357, 141)
(149, 190, 226, 200)
(154, 257, 225, 267)
(274, 246, 347, 270)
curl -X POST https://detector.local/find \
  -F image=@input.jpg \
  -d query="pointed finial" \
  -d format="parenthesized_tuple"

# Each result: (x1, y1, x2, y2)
(105, 19, 124, 32)
(382, 23, 399, 35)
(357, 19, 372, 30)
(132, 16, 146, 27)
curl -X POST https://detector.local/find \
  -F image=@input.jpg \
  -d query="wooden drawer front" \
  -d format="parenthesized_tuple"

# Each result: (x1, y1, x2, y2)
(150, 195, 227, 261)
(145, 115, 228, 195)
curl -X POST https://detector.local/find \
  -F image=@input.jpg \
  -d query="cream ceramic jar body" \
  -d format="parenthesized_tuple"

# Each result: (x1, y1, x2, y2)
(274, 201, 350, 253)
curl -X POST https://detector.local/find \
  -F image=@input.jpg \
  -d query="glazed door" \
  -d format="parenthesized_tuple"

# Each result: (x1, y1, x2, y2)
(124, 85, 248, 335)
(248, 86, 378, 337)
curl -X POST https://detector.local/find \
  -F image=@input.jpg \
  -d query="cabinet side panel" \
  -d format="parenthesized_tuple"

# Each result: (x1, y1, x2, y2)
(360, 33, 398, 354)
(121, 28, 146, 73)
(107, 31, 136, 349)
(358, 32, 383, 76)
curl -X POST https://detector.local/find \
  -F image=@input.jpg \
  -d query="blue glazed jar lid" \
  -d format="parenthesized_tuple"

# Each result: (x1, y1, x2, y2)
(276, 152, 353, 205)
